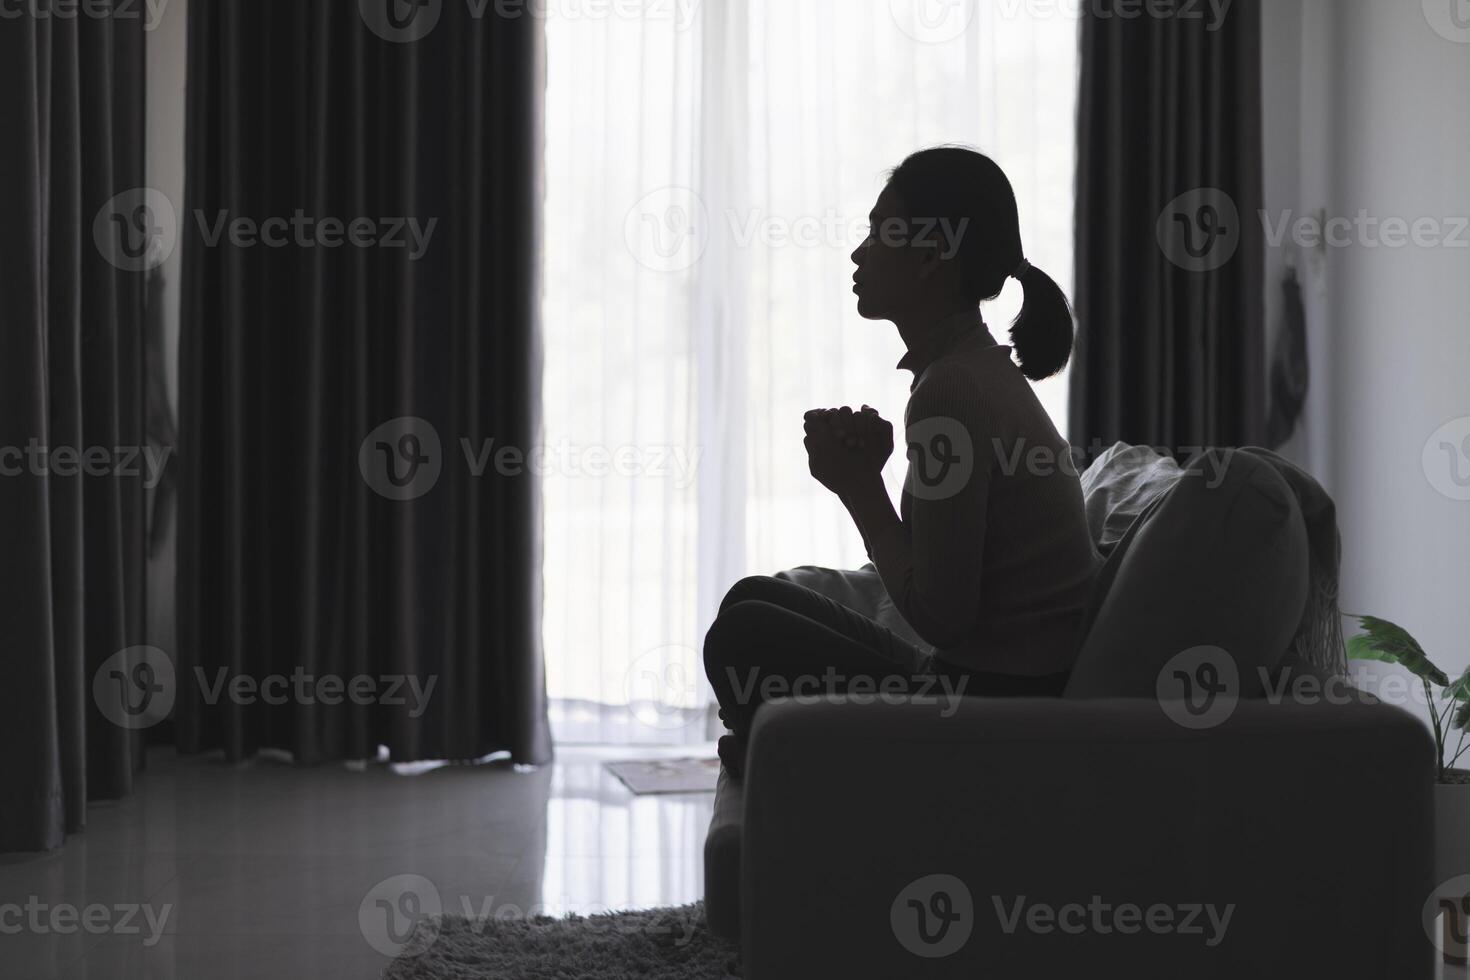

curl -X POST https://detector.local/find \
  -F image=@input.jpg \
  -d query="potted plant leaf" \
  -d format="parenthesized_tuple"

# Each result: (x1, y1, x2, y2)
(1346, 614, 1470, 963)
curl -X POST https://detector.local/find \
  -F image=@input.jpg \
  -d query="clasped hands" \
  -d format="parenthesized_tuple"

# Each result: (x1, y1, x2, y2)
(803, 405, 894, 498)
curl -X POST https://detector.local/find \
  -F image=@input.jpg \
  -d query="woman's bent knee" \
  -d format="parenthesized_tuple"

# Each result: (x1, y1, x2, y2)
(718, 575, 782, 617)
(703, 598, 780, 708)
(704, 598, 765, 675)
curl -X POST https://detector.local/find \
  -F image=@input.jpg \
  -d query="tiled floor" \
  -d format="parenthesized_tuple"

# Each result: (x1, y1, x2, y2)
(0, 743, 716, 979)
(7, 748, 1469, 980)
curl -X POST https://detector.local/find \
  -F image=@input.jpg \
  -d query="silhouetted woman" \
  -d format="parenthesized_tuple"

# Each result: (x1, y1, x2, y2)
(703, 146, 1099, 775)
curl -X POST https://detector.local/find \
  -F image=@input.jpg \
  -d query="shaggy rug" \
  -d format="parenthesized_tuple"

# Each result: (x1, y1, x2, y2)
(381, 901, 740, 979)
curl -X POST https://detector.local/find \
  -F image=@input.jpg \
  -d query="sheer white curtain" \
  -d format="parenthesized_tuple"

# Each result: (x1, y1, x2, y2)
(542, 0, 1079, 745)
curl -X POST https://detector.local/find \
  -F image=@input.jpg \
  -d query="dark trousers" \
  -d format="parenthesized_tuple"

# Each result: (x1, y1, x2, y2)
(703, 575, 1069, 742)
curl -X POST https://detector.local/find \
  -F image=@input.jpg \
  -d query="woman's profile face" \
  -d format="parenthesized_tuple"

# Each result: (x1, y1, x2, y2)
(849, 183, 929, 322)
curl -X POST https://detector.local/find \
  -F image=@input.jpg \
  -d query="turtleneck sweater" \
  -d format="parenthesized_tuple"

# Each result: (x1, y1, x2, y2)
(865, 309, 1099, 677)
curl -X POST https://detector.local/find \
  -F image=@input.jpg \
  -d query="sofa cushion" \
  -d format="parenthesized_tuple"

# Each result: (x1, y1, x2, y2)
(1064, 448, 1310, 700)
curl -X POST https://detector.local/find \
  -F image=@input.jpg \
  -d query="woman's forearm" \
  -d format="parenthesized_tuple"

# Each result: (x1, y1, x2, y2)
(841, 474, 903, 551)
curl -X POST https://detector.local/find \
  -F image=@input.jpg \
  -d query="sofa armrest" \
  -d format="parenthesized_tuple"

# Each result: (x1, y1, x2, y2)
(704, 767, 744, 939)
(740, 696, 1433, 979)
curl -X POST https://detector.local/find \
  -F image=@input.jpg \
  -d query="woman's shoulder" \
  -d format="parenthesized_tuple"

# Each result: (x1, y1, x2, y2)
(909, 344, 1027, 419)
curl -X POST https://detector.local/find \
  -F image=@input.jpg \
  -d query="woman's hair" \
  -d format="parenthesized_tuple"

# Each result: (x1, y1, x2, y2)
(886, 146, 1074, 381)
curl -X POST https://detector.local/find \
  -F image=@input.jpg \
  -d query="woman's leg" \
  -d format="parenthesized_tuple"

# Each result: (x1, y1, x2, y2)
(715, 574, 922, 664)
(703, 577, 928, 773)
(725, 577, 1071, 697)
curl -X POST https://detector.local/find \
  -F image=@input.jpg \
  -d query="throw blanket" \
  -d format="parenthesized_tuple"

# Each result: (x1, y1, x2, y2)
(778, 442, 1347, 676)
(773, 564, 933, 655)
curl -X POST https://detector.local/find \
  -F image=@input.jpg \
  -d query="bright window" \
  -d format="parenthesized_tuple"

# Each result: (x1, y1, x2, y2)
(542, 1, 1079, 742)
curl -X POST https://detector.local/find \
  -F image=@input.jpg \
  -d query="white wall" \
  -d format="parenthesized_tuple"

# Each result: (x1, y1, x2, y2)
(1264, 0, 1470, 720)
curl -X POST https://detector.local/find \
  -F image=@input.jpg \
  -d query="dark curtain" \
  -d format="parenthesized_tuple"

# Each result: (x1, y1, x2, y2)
(1070, 0, 1265, 459)
(0, 6, 149, 852)
(177, 3, 551, 764)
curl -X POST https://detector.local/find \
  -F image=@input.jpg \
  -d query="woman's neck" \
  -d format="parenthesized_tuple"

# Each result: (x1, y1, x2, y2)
(894, 302, 981, 353)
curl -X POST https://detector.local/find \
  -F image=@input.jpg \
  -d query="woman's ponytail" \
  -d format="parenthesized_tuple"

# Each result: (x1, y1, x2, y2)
(1009, 262, 1074, 381)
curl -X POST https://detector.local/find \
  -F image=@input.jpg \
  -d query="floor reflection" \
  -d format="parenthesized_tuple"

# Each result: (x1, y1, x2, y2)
(532, 743, 717, 914)
(0, 741, 719, 979)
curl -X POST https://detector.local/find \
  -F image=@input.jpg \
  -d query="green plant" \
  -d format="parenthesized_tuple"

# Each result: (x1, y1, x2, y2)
(1346, 614, 1470, 783)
